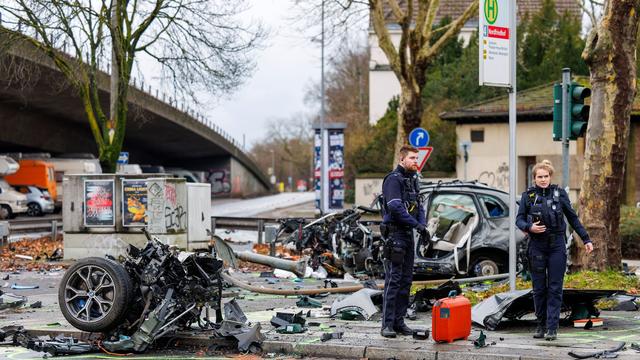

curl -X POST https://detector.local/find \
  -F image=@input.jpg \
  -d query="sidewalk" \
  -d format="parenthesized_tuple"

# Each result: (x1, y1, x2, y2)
(2, 270, 640, 359)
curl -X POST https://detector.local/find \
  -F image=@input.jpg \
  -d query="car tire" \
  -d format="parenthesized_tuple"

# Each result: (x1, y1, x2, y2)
(58, 257, 132, 333)
(27, 203, 42, 217)
(0, 205, 12, 220)
(470, 255, 502, 277)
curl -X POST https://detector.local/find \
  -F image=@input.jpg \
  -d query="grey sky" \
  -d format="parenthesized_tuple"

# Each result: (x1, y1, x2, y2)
(207, 0, 321, 149)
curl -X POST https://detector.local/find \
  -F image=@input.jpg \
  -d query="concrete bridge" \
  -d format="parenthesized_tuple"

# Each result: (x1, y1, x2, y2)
(0, 35, 270, 197)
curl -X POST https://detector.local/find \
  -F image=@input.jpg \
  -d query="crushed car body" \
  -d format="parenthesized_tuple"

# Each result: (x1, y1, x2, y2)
(53, 229, 263, 354)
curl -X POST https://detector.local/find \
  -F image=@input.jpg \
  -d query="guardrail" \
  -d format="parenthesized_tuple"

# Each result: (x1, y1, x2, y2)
(8, 215, 63, 235)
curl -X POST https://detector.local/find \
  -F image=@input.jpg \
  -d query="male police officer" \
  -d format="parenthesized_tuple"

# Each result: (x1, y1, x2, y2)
(380, 145, 428, 338)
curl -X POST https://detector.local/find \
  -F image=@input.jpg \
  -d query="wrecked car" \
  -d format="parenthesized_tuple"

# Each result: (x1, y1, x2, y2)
(57, 229, 232, 353)
(275, 207, 384, 277)
(415, 180, 526, 277)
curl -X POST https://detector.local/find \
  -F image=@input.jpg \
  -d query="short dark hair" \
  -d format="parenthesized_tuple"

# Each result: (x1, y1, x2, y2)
(399, 145, 419, 159)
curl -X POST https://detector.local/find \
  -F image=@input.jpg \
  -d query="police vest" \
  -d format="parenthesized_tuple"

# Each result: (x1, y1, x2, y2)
(379, 170, 421, 218)
(525, 185, 563, 232)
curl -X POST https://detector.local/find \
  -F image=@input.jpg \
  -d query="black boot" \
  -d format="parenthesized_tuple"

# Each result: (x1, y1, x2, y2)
(381, 326, 397, 338)
(394, 323, 413, 336)
(545, 329, 557, 341)
(533, 324, 546, 339)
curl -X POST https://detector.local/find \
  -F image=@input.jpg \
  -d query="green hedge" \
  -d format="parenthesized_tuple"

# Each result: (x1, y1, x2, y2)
(621, 206, 640, 259)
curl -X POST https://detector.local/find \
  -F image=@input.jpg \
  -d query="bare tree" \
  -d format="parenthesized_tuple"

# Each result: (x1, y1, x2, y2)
(0, 0, 263, 171)
(297, 0, 477, 161)
(573, 0, 640, 270)
(250, 115, 314, 188)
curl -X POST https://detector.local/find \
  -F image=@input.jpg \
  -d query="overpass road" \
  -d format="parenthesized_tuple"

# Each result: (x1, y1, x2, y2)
(0, 33, 271, 197)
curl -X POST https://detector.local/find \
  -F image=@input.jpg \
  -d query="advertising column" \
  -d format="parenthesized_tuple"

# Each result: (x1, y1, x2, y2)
(313, 123, 346, 213)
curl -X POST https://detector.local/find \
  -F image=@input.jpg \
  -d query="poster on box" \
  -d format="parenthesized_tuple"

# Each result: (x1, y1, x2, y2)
(84, 179, 115, 227)
(122, 180, 147, 227)
(328, 129, 344, 209)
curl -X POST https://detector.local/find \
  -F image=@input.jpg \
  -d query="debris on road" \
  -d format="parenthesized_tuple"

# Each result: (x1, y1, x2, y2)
(567, 341, 625, 359)
(330, 288, 382, 320)
(10, 283, 39, 290)
(296, 295, 322, 308)
(320, 330, 344, 342)
(0, 290, 27, 310)
(472, 289, 620, 330)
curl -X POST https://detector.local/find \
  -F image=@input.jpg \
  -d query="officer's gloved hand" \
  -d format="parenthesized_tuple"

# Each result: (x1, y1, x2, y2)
(416, 224, 430, 242)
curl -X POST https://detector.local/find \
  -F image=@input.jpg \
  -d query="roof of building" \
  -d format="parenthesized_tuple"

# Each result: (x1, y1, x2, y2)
(440, 76, 640, 123)
(381, 0, 581, 27)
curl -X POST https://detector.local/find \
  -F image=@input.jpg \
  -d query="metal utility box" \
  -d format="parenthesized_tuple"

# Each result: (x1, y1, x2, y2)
(63, 174, 211, 259)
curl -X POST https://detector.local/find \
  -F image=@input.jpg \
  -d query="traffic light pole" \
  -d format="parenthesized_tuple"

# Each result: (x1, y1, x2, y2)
(561, 68, 570, 189)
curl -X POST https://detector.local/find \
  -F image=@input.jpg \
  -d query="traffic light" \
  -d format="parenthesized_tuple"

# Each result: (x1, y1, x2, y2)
(552, 82, 590, 141)
(552, 83, 563, 141)
(568, 82, 590, 140)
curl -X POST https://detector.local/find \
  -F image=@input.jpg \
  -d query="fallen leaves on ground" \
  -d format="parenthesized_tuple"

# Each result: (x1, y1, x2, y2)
(0, 235, 68, 271)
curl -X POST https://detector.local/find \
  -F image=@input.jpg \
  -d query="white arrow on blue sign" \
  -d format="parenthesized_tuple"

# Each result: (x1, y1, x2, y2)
(408, 128, 430, 147)
(117, 152, 129, 164)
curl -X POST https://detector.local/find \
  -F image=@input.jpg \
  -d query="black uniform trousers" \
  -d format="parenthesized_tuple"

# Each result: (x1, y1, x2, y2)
(528, 233, 566, 331)
(382, 229, 414, 329)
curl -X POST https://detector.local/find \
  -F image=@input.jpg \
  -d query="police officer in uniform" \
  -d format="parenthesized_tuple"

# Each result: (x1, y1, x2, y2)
(516, 160, 593, 340)
(379, 145, 428, 338)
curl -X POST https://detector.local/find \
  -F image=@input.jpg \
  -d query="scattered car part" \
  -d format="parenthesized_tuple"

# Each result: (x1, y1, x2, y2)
(296, 295, 322, 308)
(270, 311, 306, 328)
(412, 329, 430, 340)
(10, 283, 38, 290)
(472, 289, 620, 330)
(0, 291, 27, 310)
(473, 330, 488, 348)
(321, 331, 344, 342)
(568, 341, 625, 359)
(276, 323, 306, 334)
(330, 288, 383, 320)
(236, 250, 307, 277)
(224, 298, 248, 323)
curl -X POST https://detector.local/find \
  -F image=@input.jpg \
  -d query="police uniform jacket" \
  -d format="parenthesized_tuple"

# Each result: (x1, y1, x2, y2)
(516, 185, 591, 244)
(382, 165, 426, 229)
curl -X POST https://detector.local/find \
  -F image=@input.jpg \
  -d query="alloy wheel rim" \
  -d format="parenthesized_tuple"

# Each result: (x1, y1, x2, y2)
(64, 265, 116, 323)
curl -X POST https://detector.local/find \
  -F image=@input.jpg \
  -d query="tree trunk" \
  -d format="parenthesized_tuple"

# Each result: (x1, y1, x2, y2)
(573, 1, 640, 270)
(394, 88, 423, 161)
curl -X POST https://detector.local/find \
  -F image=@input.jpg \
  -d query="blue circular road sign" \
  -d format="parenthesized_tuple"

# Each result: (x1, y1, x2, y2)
(408, 128, 430, 147)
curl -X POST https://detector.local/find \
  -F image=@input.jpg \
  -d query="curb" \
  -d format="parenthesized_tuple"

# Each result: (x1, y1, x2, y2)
(23, 328, 553, 360)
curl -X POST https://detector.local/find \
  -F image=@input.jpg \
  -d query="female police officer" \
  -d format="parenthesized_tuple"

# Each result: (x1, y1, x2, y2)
(516, 160, 593, 340)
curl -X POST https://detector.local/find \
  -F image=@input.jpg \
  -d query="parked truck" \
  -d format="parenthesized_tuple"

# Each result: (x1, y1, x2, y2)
(4, 159, 57, 201)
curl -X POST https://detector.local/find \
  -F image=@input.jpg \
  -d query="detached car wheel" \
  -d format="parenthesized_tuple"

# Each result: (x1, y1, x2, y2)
(58, 257, 132, 332)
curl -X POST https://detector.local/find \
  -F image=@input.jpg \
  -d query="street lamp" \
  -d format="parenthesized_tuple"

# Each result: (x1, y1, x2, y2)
(319, 0, 326, 213)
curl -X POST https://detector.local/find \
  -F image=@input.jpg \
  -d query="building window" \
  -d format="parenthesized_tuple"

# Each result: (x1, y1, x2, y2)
(470, 129, 484, 142)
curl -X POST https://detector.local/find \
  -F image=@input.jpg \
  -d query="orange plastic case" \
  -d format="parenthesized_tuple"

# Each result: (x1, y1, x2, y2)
(431, 294, 471, 343)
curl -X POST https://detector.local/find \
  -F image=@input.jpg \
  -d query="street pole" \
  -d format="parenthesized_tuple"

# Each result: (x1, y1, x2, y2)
(319, 0, 326, 214)
(507, 0, 517, 292)
(561, 68, 571, 190)
(271, 150, 275, 181)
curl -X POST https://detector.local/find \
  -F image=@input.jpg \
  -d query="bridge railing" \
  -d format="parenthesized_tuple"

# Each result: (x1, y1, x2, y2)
(39, 39, 248, 154)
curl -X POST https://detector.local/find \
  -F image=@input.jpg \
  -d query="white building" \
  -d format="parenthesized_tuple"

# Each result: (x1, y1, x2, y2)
(368, 0, 581, 124)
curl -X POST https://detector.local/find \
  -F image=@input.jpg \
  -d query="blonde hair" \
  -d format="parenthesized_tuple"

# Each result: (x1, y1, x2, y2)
(532, 159, 554, 178)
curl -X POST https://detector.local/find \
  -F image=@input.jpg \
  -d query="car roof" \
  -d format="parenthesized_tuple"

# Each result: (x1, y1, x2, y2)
(420, 180, 509, 197)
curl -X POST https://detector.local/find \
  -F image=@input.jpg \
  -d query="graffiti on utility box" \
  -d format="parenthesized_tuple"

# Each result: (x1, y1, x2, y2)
(147, 179, 187, 234)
